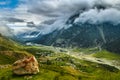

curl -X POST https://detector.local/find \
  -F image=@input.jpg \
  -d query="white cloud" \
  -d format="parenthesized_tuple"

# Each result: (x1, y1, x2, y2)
(75, 8, 120, 24)
(0, 24, 13, 36)
(1, 0, 120, 36)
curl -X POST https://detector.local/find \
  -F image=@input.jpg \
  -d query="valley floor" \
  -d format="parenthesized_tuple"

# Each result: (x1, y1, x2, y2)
(0, 46, 120, 80)
(67, 51, 120, 70)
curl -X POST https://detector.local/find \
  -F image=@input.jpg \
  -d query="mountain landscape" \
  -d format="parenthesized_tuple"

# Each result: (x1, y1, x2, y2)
(1, 33, 120, 80)
(22, 22, 120, 53)
(0, 0, 120, 80)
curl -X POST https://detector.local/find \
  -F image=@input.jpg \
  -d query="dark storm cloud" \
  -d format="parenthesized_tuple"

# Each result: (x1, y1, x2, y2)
(42, 19, 56, 25)
(1, 0, 120, 36)
(27, 0, 120, 25)
(27, 0, 93, 17)
(22, 0, 120, 35)
(4, 17, 25, 22)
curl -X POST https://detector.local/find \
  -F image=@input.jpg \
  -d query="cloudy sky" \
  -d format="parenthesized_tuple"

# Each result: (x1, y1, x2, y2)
(0, 0, 120, 36)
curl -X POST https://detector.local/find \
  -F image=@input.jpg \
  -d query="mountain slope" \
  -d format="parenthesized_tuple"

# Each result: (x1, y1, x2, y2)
(0, 34, 120, 80)
(0, 34, 32, 64)
(24, 23, 120, 54)
(0, 48, 120, 80)
(12, 10, 120, 54)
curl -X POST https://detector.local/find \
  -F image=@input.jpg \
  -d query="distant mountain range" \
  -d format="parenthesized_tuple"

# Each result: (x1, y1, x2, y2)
(13, 13, 120, 53)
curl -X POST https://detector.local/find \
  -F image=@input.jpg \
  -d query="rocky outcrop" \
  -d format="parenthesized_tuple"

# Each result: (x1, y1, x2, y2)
(12, 56, 39, 75)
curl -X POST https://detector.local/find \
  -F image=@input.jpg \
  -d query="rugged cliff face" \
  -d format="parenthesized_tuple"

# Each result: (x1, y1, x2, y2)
(22, 23, 120, 53)
(13, 10, 120, 53)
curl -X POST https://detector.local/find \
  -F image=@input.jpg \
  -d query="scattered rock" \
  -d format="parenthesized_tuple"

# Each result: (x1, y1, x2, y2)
(0, 65, 11, 69)
(12, 56, 39, 75)
(24, 76, 33, 80)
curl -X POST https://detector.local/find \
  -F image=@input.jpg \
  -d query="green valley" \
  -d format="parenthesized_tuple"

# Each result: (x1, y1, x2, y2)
(0, 34, 120, 80)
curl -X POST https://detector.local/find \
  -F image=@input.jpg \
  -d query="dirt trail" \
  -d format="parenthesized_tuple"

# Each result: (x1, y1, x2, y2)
(53, 47, 120, 70)
(67, 51, 120, 70)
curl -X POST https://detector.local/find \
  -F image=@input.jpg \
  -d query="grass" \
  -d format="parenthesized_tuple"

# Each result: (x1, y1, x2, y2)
(0, 54, 120, 80)
(0, 51, 32, 64)
(0, 34, 120, 80)
(72, 47, 99, 53)
(0, 34, 32, 64)
(0, 54, 16, 64)
(93, 50, 120, 60)
(0, 35, 23, 51)
(0, 57, 120, 80)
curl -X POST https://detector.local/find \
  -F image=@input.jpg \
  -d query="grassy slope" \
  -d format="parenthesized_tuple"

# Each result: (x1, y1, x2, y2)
(0, 34, 32, 64)
(1, 47, 120, 80)
(93, 50, 120, 60)
(73, 48, 120, 60)
(0, 54, 120, 80)
(0, 34, 120, 80)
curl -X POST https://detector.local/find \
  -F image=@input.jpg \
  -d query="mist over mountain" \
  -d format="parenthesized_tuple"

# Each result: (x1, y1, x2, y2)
(0, 0, 120, 53)
(1, 1, 120, 80)
(21, 22, 120, 53)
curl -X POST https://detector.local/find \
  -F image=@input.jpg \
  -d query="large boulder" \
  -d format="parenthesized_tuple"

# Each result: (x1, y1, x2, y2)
(12, 56, 39, 75)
